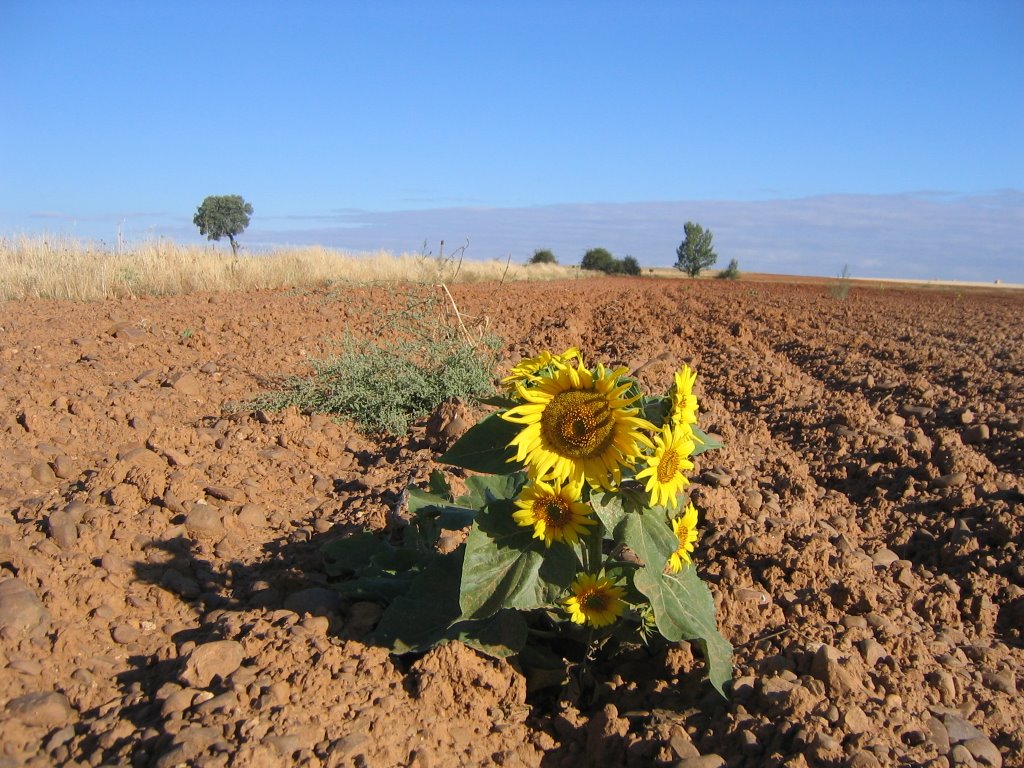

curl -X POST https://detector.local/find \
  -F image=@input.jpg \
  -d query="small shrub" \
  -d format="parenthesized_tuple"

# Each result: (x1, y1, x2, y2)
(620, 256, 642, 276)
(581, 248, 642, 277)
(529, 249, 557, 265)
(829, 264, 852, 300)
(581, 247, 616, 273)
(249, 288, 500, 435)
(717, 259, 740, 280)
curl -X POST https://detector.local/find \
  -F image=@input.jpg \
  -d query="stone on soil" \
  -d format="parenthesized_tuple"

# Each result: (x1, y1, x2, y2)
(0, 578, 51, 637)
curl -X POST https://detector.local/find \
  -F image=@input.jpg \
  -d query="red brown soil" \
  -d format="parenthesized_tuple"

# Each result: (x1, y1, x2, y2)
(1, 277, 1022, 768)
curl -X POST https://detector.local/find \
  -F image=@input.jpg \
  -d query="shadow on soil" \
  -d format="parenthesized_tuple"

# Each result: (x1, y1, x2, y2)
(117, 502, 733, 767)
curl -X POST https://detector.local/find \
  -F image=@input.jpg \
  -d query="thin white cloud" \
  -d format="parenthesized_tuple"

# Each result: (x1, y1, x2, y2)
(242, 192, 1024, 282)
(5, 192, 1021, 282)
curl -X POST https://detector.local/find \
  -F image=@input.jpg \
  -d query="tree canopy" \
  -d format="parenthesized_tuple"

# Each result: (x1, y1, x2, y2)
(674, 222, 717, 278)
(581, 248, 642, 276)
(529, 249, 557, 265)
(193, 195, 253, 255)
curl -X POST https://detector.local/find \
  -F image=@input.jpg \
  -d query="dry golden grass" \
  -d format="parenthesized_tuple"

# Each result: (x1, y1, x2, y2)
(0, 235, 577, 301)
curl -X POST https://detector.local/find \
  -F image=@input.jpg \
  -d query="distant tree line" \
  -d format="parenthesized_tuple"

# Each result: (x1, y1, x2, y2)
(580, 248, 641, 276)
(529, 221, 733, 279)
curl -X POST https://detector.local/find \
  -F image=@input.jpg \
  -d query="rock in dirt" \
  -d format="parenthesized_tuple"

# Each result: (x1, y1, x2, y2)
(669, 725, 701, 760)
(963, 424, 990, 444)
(963, 736, 1003, 767)
(425, 398, 472, 449)
(932, 472, 968, 490)
(180, 640, 245, 687)
(926, 716, 951, 753)
(205, 485, 243, 502)
(944, 713, 985, 743)
(46, 508, 79, 548)
(164, 371, 202, 396)
(184, 505, 224, 538)
(847, 751, 883, 768)
(4, 691, 74, 727)
(810, 644, 862, 697)
(674, 755, 726, 768)
(283, 587, 342, 617)
(0, 578, 51, 637)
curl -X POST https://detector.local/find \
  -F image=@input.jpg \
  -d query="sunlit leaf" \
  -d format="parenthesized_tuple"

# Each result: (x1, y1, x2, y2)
(633, 567, 733, 697)
(691, 426, 723, 456)
(406, 486, 477, 531)
(438, 412, 523, 474)
(624, 507, 732, 697)
(589, 491, 626, 536)
(458, 473, 525, 509)
(459, 500, 575, 620)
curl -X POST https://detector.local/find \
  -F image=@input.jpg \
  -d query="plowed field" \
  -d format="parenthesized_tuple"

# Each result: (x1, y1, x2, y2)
(1, 277, 1022, 767)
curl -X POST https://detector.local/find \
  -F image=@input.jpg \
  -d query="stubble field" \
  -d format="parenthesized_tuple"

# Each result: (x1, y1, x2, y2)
(0, 276, 1022, 768)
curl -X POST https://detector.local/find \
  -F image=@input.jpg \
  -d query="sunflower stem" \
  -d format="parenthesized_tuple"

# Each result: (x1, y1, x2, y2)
(583, 526, 602, 575)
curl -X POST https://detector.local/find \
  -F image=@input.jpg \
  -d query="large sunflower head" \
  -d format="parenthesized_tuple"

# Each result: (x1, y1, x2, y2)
(635, 423, 695, 509)
(502, 359, 654, 489)
(500, 347, 584, 394)
(512, 478, 596, 548)
(563, 572, 627, 628)
(669, 364, 699, 431)
(666, 502, 700, 573)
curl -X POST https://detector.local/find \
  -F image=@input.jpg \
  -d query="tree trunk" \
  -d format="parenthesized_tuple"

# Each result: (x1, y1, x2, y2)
(228, 235, 238, 256)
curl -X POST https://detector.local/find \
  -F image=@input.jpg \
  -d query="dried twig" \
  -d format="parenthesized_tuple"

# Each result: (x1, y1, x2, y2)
(439, 282, 472, 344)
(498, 253, 512, 287)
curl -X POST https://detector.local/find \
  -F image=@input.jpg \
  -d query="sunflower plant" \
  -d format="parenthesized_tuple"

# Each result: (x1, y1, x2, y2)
(323, 348, 732, 697)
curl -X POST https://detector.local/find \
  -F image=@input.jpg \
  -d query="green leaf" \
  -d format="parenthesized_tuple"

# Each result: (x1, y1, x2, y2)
(372, 550, 465, 654)
(516, 642, 569, 691)
(438, 412, 524, 474)
(332, 574, 417, 602)
(624, 507, 732, 697)
(369, 546, 426, 573)
(633, 567, 733, 698)
(476, 395, 519, 409)
(453, 609, 529, 658)
(428, 470, 454, 500)
(589, 491, 626, 536)
(458, 473, 526, 509)
(407, 486, 453, 515)
(641, 394, 670, 427)
(690, 426, 723, 456)
(459, 500, 576, 620)
(621, 506, 677, 570)
(406, 486, 477, 531)
(322, 532, 393, 577)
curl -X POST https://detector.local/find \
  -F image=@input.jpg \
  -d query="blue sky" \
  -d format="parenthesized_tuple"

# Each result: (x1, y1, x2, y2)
(2, 1, 1022, 280)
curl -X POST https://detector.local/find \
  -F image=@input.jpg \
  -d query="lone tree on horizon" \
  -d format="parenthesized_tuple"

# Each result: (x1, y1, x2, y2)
(193, 194, 253, 256)
(675, 221, 717, 277)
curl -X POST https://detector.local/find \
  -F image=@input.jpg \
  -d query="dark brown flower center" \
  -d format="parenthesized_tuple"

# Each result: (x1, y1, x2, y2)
(676, 523, 690, 545)
(580, 588, 610, 612)
(541, 390, 616, 459)
(535, 497, 571, 527)
(657, 449, 680, 483)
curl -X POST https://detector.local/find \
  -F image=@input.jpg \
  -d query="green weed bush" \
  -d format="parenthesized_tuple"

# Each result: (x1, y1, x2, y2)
(250, 288, 500, 435)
